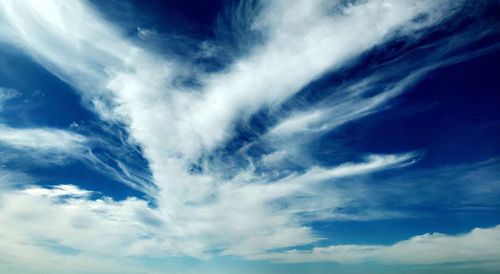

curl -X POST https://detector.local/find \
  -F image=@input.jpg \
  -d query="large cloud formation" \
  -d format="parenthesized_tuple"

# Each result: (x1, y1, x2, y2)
(0, 0, 498, 273)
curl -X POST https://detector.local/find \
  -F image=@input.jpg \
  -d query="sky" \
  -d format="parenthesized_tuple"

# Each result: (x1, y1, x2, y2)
(0, 0, 499, 273)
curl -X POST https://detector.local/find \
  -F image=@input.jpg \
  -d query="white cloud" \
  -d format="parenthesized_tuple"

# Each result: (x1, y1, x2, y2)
(177, 0, 463, 156)
(0, 125, 86, 153)
(2, 187, 151, 256)
(261, 150, 289, 166)
(248, 225, 500, 265)
(266, 76, 406, 139)
(0, 0, 463, 160)
(22, 184, 91, 198)
(0, 168, 32, 190)
(0, 0, 495, 272)
(0, 184, 164, 272)
(0, 86, 87, 160)
(0, 86, 20, 107)
(269, 109, 327, 137)
(0, 154, 416, 264)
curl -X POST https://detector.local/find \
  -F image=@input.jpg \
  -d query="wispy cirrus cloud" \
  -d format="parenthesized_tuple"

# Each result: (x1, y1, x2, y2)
(0, 86, 20, 104)
(0, 125, 86, 153)
(0, 0, 498, 273)
(0, 86, 88, 164)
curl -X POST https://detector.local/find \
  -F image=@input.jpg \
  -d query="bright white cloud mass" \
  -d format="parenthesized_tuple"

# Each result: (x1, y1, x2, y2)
(0, 0, 499, 273)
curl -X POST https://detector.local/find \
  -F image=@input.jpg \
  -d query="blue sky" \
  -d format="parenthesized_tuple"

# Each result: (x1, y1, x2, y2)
(0, 0, 499, 273)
